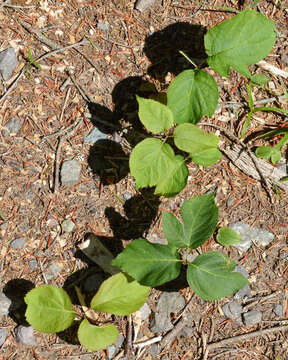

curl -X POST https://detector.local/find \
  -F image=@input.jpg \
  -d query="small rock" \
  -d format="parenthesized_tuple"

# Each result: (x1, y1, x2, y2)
(140, 303, 151, 321)
(281, 54, 288, 66)
(135, 0, 157, 12)
(234, 284, 252, 301)
(84, 128, 107, 144)
(123, 192, 132, 201)
(15, 325, 36, 345)
(1, 117, 24, 137)
(97, 21, 110, 32)
(0, 292, 11, 316)
(115, 333, 124, 348)
(61, 219, 75, 233)
(151, 292, 185, 333)
(227, 196, 235, 207)
(147, 234, 168, 245)
(29, 259, 38, 271)
(0, 48, 18, 80)
(274, 304, 283, 317)
(83, 273, 104, 293)
(108, 345, 116, 359)
(45, 263, 61, 280)
(10, 237, 26, 249)
(0, 328, 8, 346)
(234, 264, 249, 278)
(222, 301, 243, 319)
(148, 343, 160, 357)
(61, 160, 81, 187)
(242, 310, 262, 327)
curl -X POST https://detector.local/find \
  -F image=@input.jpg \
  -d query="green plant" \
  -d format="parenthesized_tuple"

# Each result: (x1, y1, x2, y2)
(24, 272, 149, 351)
(130, 9, 276, 197)
(112, 193, 248, 301)
(25, 47, 42, 78)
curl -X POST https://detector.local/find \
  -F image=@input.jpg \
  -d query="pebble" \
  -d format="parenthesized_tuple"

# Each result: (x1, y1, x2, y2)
(135, 0, 157, 12)
(61, 160, 81, 187)
(97, 21, 110, 32)
(0, 47, 18, 80)
(151, 292, 185, 333)
(29, 259, 38, 271)
(274, 304, 283, 317)
(10, 237, 26, 249)
(242, 310, 262, 327)
(15, 325, 36, 345)
(234, 284, 252, 301)
(123, 192, 132, 201)
(230, 222, 274, 252)
(84, 128, 107, 144)
(61, 219, 75, 233)
(140, 303, 151, 321)
(1, 117, 24, 137)
(45, 263, 62, 280)
(0, 328, 8, 346)
(0, 292, 11, 316)
(222, 301, 243, 319)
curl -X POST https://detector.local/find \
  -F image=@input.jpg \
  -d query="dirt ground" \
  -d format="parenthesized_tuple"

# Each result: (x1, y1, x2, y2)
(0, 0, 288, 359)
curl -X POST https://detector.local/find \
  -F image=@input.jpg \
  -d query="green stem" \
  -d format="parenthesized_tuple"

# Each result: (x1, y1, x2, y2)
(252, 106, 288, 115)
(179, 51, 198, 68)
(274, 133, 288, 151)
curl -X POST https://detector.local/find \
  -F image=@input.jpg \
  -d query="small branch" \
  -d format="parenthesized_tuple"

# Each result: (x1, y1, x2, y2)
(207, 324, 288, 351)
(133, 336, 162, 349)
(53, 137, 64, 193)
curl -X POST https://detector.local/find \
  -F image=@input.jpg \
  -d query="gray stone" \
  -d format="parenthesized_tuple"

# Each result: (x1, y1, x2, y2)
(15, 325, 36, 345)
(45, 263, 61, 280)
(1, 117, 24, 137)
(242, 310, 262, 327)
(61, 160, 81, 187)
(222, 301, 243, 319)
(274, 304, 283, 317)
(115, 333, 124, 348)
(83, 273, 104, 293)
(84, 128, 107, 144)
(108, 345, 116, 359)
(0, 328, 8, 346)
(148, 343, 160, 357)
(234, 264, 249, 278)
(151, 292, 185, 333)
(140, 303, 151, 321)
(230, 222, 274, 252)
(234, 284, 252, 301)
(10, 237, 26, 249)
(61, 219, 75, 233)
(135, 0, 157, 12)
(29, 259, 38, 271)
(0, 292, 11, 316)
(97, 21, 110, 32)
(0, 48, 18, 80)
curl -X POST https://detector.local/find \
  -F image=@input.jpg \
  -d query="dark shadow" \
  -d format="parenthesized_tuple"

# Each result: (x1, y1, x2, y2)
(144, 22, 207, 81)
(3, 279, 35, 325)
(105, 188, 161, 241)
(156, 265, 189, 292)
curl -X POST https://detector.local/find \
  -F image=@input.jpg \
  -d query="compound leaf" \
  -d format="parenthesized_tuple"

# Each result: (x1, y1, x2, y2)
(216, 227, 242, 246)
(78, 319, 118, 351)
(187, 252, 248, 300)
(25, 285, 75, 333)
(137, 95, 174, 134)
(91, 272, 149, 316)
(205, 9, 276, 78)
(130, 138, 188, 197)
(174, 123, 222, 166)
(112, 239, 181, 287)
(162, 211, 185, 248)
(181, 193, 218, 249)
(167, 69, 218, 124)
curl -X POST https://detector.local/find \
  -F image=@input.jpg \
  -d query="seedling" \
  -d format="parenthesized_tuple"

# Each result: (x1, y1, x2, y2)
(24, 273, 149, 351)
(112, 193, 248, 301)
(130, 10, 276, 197)
(25, 47, 42, 78)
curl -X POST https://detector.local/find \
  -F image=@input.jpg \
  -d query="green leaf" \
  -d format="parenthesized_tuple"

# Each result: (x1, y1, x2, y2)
(25, 285, 75, 333)
(78, 319, 118, 351)
(167, 69, 218, 124)
(187, 252, 248, 300)
(216, 227, 242, 246)
(91, 273, 149, 315)
(162, 212, 185, 247)
(205, 9, 276, 78)
(181, 193, 218, 249)
(174, 123, 222, 166)
(136, 96, 174, 134)
(129, 138, 188, 197)
(250, 74, 269, 85)
(255, 146, 281, 164)
(112, 239, 181, 287)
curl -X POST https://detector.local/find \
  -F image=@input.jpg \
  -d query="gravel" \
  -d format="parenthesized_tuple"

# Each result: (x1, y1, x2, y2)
(0, 328, 8, 346)
(84, 128, 107, 144)
(1, 117, 24, 137)
(242, 310, 262, 327)
(15, 325, 36, 345)
(61, 219, 75, 233)
(0, 292, 11, 316)
(61, 160, 81, 187)
(222, 301, 243, 319)
(0, 47, 18, 80)
(10, 237, 26, 249)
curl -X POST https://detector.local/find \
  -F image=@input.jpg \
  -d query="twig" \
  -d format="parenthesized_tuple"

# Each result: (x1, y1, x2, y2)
(0, 65, 26, 103)
(125, 315, 134, 360)
(242, 290, 281, 311)
(59, 86, 71, 123)
(257, 60, 288, 79)
(53, 137, 64, 193)
(133, 336, 162, 349)
(207, 324, 288, 351)
(160, 316, 189, 349)
(1, 2, 34, 8)
(221, 94, 287, 110)
(101, 36, 138, 49)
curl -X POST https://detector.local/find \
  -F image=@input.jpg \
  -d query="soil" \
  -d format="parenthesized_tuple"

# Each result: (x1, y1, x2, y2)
(0, 1, 288, 359)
